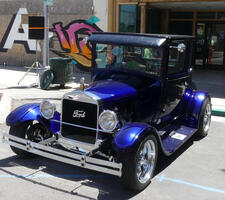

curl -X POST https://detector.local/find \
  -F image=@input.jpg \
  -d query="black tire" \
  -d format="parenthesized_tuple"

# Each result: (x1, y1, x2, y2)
(196, 97, 211, 137)
(9, 122, 36, 158)
(9, 122, 52, 158)
(40, 70, 54, 90)
(119, 134, 158, 191)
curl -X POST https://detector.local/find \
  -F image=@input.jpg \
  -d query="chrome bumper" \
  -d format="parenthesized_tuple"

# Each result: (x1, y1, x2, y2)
(2, 133, 122, 177)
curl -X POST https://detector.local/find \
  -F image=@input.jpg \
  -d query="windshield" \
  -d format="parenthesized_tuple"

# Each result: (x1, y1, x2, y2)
(95, 44, 163, 76)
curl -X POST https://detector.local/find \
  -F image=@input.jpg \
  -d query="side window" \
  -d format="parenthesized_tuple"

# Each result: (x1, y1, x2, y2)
(168, 40, 186, 75)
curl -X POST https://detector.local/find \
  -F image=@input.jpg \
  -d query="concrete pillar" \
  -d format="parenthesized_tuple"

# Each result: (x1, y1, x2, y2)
(161, 10, 169, 34)
(140, 3, 147, 33)
(193, 11, 197, 36)
(108, 0, 114, 32)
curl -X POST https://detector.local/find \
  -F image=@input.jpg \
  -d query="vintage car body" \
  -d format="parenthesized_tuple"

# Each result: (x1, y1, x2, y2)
(3, 32, 211, 191)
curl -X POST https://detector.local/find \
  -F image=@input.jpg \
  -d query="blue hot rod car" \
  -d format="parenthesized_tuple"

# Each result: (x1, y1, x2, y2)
(3, 32, 211, 191)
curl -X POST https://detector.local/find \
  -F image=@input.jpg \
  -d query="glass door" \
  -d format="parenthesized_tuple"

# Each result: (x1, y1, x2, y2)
(195, 22, 207, 66)
(207, 23, 225, 66)
(195, 22, 225, 68)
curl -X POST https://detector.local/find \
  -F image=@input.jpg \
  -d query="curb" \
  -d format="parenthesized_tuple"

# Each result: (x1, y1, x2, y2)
(0, 94, 12, 124)
(212, 108, 225, 117)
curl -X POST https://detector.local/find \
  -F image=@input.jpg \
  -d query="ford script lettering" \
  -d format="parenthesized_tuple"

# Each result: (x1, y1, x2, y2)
(73, 110, 86, 118)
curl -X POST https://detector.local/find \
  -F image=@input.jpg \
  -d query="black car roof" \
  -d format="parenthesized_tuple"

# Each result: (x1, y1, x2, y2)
(89, 32, 194, 47)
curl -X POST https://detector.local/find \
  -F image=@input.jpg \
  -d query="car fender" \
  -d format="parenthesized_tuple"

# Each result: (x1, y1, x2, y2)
(113, 122, 160, 153)
(6, 103, 60, 134)
(184, 91, 209, 129)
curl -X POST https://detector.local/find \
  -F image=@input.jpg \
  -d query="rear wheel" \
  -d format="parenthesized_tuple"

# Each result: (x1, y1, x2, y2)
(119, 134, 158, 191)
(9, 122, 52, 158)
(196, 97, 211, 137)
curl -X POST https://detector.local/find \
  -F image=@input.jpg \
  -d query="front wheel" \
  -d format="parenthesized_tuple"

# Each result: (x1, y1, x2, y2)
(119, 134, 158, 191)
(9, 122, 52, 158)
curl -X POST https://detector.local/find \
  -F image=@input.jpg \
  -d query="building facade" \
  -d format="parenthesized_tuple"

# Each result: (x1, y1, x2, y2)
(0, 0, 97, 69)
(1, 0, 225, 70)
(108, 0, 225, 68)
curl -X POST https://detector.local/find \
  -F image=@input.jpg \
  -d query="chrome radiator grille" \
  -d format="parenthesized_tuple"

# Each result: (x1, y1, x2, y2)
(61, 98, 98, 144)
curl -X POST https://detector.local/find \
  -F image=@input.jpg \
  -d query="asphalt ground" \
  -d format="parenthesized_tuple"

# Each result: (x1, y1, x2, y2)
(0, 116, 224, 200)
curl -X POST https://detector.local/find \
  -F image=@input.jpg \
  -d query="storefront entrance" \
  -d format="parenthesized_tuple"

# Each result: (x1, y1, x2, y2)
(109, 1, 225, 69)
(196, 22, 225, 68)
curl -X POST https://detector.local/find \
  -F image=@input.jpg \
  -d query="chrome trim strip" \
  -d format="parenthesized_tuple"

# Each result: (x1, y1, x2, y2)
(3, 133, 122, 177)
(57, 137, 102, 153)
(51, 119, 113, 134)
(63, 90, 101, 103)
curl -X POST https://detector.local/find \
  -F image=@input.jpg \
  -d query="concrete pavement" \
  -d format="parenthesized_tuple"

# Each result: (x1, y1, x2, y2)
(0, 116, 225, 200)
(192, 69, 225, 117)
(0, 66, 81, 123)
(0, 66, 225, 124)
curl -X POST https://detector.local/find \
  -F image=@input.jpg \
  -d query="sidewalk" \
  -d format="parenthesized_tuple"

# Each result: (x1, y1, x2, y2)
(192, 69, 225, 117)
(0, 66, 82, 123)
(0, 66, 225, 124)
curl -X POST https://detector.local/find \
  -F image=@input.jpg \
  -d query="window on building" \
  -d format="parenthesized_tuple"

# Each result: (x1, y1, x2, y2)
(169, 21, 193, 35)
(146, 8, 162, 33)
(169, 11, 193, 19)
(197, 12, 216, 19)
(218, 12, 225, 20)
(119, 5, 140, 33)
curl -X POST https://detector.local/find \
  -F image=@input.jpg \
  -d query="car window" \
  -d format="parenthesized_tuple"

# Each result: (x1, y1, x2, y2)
(95, 44, 163, 76)
(168, 40, 186, 75)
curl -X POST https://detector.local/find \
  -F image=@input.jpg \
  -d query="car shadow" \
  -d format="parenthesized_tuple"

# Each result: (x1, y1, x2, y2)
(155, 134, 203, 176)
(48, 85, 75, 90)
(0, 134, 204, 199)
(0, 155, 136, 199)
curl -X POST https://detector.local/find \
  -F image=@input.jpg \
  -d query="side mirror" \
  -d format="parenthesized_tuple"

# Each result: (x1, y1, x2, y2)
(177, 43, 186, 53)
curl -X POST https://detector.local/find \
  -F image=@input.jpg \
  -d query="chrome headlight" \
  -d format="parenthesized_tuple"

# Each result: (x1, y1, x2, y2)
(99, 110, 118, 132)
(40, 100, 56, 119)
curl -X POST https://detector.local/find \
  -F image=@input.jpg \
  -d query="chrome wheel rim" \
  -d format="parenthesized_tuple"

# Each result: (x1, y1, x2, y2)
(203, 103, 211, 133)
(136, 140, 156, 184)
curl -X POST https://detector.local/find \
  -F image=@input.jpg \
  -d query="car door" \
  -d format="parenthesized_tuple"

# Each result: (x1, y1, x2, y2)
(160, 39, 191, 122)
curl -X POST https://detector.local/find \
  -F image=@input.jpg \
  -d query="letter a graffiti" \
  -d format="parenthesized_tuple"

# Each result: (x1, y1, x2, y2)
(0, 8, 40, 53)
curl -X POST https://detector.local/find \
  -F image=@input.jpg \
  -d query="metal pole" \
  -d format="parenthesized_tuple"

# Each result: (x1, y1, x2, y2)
(43, 2, 49, 67)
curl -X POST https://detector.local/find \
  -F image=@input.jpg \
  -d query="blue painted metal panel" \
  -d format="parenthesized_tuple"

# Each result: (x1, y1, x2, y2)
(113, 123, 150, 150)
(89, 33, 167, 47)
(6, 103, 60, 134)
(49, 112, 61, 133)
(6, 103, 40, 126)
(85, 80, 137, 103)
(161, 125, 197, 154)
(185, 91, 207, 128)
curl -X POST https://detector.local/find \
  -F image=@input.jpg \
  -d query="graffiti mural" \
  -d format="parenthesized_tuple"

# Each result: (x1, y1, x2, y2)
(51, 17, 102, 71)
(0, 8, 40, 53)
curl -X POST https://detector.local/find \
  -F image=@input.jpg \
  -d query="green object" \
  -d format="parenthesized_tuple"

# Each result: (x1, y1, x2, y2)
(43, 0, 53, 5)
(86, 16, 100, 25)
(40, 70, 54, 90)
(144, 48, 152, 59)
(50, 57, 73, 85)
